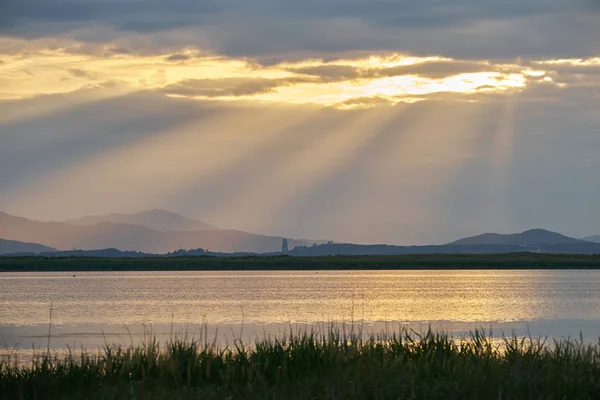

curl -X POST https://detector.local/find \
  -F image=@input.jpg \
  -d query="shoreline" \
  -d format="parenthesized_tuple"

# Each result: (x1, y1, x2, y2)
(2, 253, 600, 272)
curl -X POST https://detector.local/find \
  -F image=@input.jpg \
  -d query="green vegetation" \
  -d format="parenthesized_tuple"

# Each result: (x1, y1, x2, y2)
(2, 253, 600, 272)
(2, 329, 600, 399)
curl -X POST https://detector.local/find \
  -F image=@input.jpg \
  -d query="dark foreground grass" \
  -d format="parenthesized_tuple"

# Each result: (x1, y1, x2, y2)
(2, 329, 600, 399)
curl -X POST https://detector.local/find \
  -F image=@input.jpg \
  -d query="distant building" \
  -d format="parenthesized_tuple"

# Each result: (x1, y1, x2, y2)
(281, 238, 289, 253)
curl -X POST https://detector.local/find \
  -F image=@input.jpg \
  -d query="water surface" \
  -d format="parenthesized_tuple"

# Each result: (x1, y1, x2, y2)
(2, 270, 600, 353)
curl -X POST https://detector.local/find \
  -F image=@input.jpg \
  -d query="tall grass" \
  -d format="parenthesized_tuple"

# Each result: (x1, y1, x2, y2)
(2, 327, 600, 399)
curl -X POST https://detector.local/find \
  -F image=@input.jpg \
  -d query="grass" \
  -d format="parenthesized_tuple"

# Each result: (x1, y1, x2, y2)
(2, 327, 600, 399)
(2, 253, 600, 271)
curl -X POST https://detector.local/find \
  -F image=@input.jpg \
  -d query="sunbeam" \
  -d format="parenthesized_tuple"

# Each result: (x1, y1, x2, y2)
(204, 104, 404, 234)
(2, 102, 322, 219)
(278, 100, 490, 244)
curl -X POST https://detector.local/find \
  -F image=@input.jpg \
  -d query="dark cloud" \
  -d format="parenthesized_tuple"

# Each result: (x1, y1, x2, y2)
(290, 60, 513, 82)
(374, 61, 492, 79)
(272, 0, 564, 28)
(105, 47, 133, 55)
(1, 0, 599, 60)
(0, 0, 221, 32)
(541, 63, 600, 79)
(68, 68, 97, 79)
(338, 96, 400, 108)
(586, 0, 600, 10)
(162, 77, 311, 97)
(289, 65, 361, 81)
(166, 54, 192, 62)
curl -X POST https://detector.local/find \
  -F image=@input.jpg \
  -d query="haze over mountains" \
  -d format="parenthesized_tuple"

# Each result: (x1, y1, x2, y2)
(584, 236, 600, 243)
(65, 209, 218, 231)
(1, 209, 599, 256)
(0, 210, 319, 254)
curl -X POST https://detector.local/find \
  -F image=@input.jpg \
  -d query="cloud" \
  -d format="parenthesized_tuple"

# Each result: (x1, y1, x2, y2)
(4, 39, 600, 108)
(289, 65, 361, 81)
(2, 0, 590, 33)
(166, 53, 192, 62)
(290, 60, 508, 82)
(1, 0, 599, 60)
(337, 96, 404, 109)
(161, 77, 311, 98)
(373, 60, 494, 79)
(0, 0, 222, 32)
(68, 68, 97, 79)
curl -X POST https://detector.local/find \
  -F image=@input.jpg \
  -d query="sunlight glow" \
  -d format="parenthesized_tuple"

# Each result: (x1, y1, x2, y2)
(0, 37, 583, 109)
(535, 57, 600, 66)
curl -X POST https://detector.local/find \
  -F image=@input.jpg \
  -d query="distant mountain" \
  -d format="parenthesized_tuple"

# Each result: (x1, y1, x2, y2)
(65, 209, 218, 231)
(288, 241, 600, 256)
(583, 235, 600, 243)
(448, 229, 584, 246)
(0, 238, 56, 254)
(0, 211, 319, 253)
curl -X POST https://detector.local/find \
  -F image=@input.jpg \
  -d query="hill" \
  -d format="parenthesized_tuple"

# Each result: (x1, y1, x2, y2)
(0, 211, 317, 253)
(64, 209, 218, 231)
(0, 238, 56, 255)
(584, 235, 600, 243)
(287, 242, 600, 256)
(448, 229, 584, 246)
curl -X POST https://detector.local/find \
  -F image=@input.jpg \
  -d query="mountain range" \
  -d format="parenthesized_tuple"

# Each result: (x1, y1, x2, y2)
(64, 209, 218, 231)
(287, 228, 600, 256)
(286, 229, 600, 256)
(0, 238, 56, 254)
(0, 210, 319, 254)
(584, 235, 600, 243)
(447, 229, 586, 246)
(1, 210, 599, 256)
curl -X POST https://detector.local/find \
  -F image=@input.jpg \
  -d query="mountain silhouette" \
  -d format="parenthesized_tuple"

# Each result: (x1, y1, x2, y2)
(0, 211, 319, 253)
(584, 235, 600, 243)
(448, 229, 585, 246)
(65, 209, 218, 231)
(0, 237, 56, 254)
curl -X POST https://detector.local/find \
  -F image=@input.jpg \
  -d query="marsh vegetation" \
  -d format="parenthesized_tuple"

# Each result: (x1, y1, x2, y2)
(2, 327, 600, 399)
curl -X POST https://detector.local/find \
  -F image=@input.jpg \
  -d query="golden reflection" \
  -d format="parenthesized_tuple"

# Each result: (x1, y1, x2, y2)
(1, 270, 585, 326)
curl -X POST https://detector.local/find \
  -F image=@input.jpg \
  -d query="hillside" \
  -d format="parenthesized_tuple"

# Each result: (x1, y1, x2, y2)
(65, 209, 218, 231)
(0, 238, 56, 255)
(0, 211, 317, 253)
(584, 235, 600, 243)
(448, 229, 584, 246)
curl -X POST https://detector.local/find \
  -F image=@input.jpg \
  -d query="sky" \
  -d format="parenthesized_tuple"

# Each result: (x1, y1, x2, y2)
(1, 0, 599, 244)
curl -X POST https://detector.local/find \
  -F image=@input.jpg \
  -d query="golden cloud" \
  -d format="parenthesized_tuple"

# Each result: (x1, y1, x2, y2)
(0, 37, 597, 108)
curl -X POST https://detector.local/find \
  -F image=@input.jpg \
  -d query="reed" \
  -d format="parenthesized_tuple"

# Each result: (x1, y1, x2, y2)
(2, 327, 600, 399)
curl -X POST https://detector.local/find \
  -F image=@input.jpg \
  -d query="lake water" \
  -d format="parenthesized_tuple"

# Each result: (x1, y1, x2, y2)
(2, 270, 600, 357)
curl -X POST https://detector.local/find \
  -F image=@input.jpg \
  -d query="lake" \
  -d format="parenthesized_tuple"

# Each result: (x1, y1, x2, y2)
(2, 270, 600, 356)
